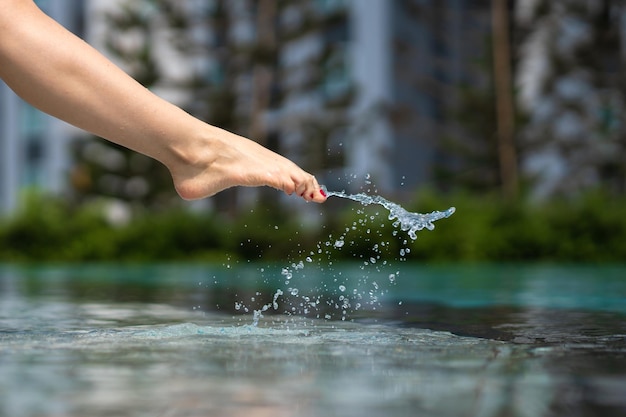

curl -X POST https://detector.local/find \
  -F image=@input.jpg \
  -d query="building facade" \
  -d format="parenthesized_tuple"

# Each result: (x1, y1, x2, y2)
(0, 0, 493, 214)
(383, 0, 491, 194)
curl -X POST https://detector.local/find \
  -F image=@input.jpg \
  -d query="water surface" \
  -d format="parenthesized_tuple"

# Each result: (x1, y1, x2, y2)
(1, 263, 625, 417)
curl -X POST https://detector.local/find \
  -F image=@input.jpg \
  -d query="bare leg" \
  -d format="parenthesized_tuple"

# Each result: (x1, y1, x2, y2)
(0, 0, 326, 203)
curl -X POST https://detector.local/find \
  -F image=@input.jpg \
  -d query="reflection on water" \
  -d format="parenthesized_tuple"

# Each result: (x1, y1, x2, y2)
(1, 263, 625, 417)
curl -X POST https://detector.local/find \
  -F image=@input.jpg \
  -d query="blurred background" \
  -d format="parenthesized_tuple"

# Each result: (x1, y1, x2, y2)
(1, 0, 625, 263)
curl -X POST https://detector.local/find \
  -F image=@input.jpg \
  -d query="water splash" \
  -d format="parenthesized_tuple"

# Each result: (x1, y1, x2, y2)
(246, 187, 455, 325)
(322, 186, 455, 240)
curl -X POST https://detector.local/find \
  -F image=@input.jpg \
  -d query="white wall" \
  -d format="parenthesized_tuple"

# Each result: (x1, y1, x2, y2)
(347, 0, 394, 192)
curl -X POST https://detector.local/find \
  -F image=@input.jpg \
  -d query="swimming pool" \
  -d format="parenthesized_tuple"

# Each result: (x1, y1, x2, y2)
(1, 263, 625, 417)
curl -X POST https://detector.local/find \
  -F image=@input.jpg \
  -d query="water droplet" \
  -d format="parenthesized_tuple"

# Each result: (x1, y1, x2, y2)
(388, 273, 396, 283)
(334, 240, 345, 248)
(272, 289, 283, 310)
(339, 285, 346, 292)
(281, 268, 293, 281)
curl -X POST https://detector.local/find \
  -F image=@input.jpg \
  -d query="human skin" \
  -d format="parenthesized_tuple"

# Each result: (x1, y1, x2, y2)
(0, 0, 327, 203)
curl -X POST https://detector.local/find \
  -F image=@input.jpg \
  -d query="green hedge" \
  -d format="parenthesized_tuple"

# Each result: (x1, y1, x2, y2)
(405, 191, 626, 262)
(1, 190, 625, 263)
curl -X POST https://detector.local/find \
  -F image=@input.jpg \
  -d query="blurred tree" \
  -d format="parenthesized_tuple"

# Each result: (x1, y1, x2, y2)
(492, 0, 519, 200)
(516, 0, 626, 198)
(71, 0, 353, 213)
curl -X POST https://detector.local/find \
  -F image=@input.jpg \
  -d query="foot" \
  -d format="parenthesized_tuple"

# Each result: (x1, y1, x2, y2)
(167, 127, 327, 203)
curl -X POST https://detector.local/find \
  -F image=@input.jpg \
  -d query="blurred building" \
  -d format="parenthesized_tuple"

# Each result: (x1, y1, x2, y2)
(0, 0, 85, 214)
(0, 0, 492, 214)
(267, 0, 492, 196)
(264, 0, 492, 195)
(377, 0, 491, 194)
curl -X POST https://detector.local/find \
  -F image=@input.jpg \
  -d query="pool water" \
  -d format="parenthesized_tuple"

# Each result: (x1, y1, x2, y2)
(1, 263, 625, 417)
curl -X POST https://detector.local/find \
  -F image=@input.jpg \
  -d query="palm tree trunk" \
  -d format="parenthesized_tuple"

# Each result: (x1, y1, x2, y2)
(492, 0, 519, 200)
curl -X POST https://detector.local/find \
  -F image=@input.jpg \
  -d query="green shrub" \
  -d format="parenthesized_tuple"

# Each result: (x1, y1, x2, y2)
(1, 190, 625, 263)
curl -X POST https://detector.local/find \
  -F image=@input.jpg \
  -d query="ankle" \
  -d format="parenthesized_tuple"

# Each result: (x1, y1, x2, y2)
(165, 128, 226, 200)
(165, 127, 215, 171)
